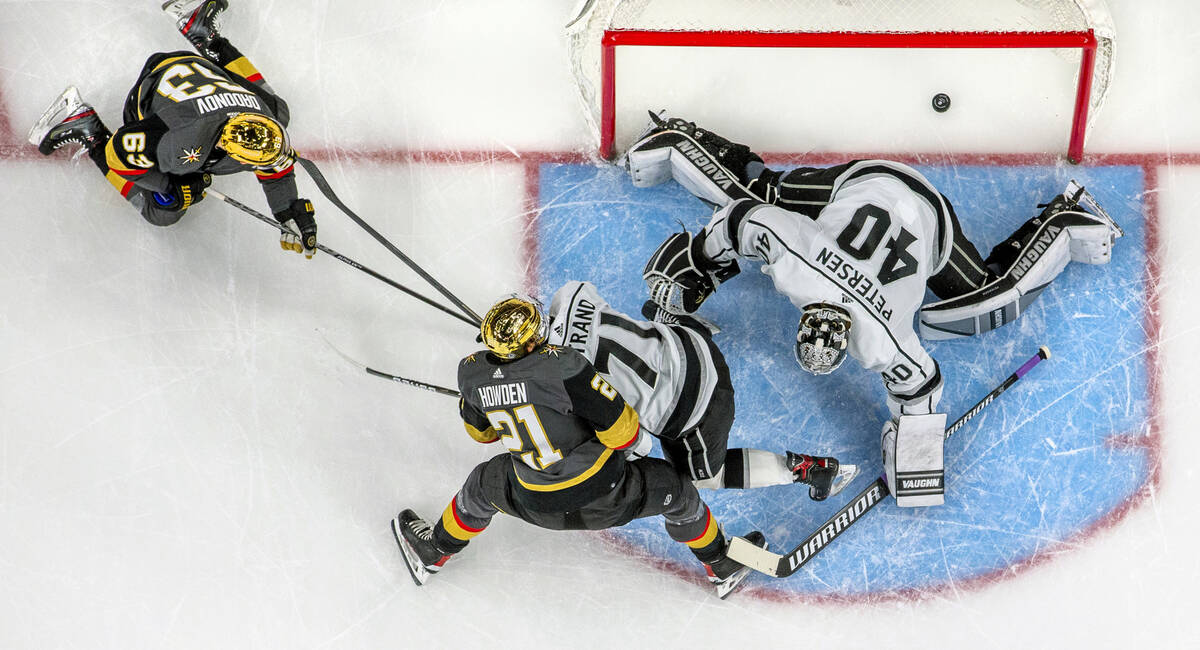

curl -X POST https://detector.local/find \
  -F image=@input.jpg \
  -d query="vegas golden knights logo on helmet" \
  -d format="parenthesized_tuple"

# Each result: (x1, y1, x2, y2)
(220, 113, 288, 166)
(481, 294, 548, 360)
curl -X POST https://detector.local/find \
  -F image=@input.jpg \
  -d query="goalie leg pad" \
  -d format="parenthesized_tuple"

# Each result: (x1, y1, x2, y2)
(882, 414, 947, 507)
(625, 128, 761, 208)
(918, 209, 1113, 340)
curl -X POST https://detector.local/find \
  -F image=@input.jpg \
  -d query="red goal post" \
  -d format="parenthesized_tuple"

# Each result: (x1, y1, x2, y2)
(567, 0, 1115, 164)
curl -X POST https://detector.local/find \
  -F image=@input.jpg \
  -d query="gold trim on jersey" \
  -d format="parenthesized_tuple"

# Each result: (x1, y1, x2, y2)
(595, 404, 639, 450)
(464, 422, 499, 444)
(514, 448, 614, 492)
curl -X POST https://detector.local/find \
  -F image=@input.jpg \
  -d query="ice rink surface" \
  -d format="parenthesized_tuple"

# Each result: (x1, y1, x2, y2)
(2, 1, 1199, 648)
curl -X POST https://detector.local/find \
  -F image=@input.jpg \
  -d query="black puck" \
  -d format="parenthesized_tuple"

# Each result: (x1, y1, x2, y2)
(932, 93, 951, 113)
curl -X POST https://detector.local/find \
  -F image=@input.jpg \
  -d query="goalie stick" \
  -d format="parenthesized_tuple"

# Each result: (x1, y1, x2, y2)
(727, 345, 1051, 578)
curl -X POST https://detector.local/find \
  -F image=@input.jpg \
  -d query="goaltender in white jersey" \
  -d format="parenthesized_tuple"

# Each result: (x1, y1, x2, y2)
(699, 165, 947, 414)
(625, 114, 1122, 506)
(546, 280, 857, 500)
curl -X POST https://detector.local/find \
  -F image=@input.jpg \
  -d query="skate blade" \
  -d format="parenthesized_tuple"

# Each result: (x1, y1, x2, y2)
(390, 516, 432, 587)
(617, 109, 670, 166)
(27, 86, 82, 146)
(1065, 180, 1124, 238)
(715, 540, 768, 599)
(827, 463, 860, 499)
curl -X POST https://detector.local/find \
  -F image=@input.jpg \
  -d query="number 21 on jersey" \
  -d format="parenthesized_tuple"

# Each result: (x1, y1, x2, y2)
(486, 405, 563, 470)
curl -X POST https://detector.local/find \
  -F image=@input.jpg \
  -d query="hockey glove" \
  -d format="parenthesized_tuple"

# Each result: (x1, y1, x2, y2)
(643, 230, 739, 314)
(274, 198, 318, 259)
(152, 172, 211, 212)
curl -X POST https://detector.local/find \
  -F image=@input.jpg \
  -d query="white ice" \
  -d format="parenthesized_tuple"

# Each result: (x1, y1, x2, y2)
(1, 1, 1199, 648)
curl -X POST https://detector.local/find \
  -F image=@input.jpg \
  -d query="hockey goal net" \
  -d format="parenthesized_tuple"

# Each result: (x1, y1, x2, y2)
(567, 0, 1114, 163)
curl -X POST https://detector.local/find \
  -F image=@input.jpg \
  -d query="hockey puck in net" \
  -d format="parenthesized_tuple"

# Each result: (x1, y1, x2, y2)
(932, 93, 951, 113)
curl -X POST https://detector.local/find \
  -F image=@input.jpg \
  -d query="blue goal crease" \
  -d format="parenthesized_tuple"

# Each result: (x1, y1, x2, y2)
(534, 162, 1150, 597)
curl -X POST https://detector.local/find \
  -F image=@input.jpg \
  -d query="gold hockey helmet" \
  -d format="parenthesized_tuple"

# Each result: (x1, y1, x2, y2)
(219, 113, 288, 166)
(480, 293, 548, 360)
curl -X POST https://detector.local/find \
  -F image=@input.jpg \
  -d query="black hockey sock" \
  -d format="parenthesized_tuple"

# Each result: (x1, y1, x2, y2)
(206, 36, 244, 67)
(86, 130, 113, 173)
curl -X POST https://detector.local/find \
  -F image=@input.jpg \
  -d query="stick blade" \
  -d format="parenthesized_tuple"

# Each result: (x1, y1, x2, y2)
(726, 536, 783, 578)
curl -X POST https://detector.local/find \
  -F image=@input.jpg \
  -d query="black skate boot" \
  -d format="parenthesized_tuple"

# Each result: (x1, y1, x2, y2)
(391, 509, 452, 586)
(704, 531, 766, 599)
(163, 0, 228, 55)
(27, 86, 111, 157)
(788, 452, 859, 501)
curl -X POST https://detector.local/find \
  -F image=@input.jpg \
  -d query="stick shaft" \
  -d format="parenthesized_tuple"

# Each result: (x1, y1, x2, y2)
(209, 189, 477, 328)
(296, 158, 484, 326)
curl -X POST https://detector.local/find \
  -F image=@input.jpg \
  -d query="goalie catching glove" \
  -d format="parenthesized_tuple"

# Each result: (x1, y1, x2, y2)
(643, 230, 739, 314)
(274, 198, 318, 258)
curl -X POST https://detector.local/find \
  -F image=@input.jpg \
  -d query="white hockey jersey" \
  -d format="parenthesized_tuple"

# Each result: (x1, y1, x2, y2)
(547, 281, 719, 437)
(699, 160, 950, 415)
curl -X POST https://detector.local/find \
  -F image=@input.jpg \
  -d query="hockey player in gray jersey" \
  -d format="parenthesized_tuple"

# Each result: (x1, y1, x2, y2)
(28, 0, 317, 258)
(393, 294, 766, 598)
(624, 115, 1121, 507)
(546, 280, 857, 500)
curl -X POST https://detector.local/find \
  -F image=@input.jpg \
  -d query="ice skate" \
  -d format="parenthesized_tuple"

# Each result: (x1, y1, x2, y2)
(391, 509, 451, 586)
(788, 452, 858, 501)
(163, 0, 227, 53)
(27, 86, 110, 157)
(705, 531, 767, 599)
(1065, 179, 1124, 239)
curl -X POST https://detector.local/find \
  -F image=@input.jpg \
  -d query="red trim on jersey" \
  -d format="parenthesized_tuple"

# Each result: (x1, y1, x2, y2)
(255, 164, 294, 180)
(111, 167, 148, 177)
(119, 181, 133, 197)
(449, 498, 485, 533)
(246, 73, 264, 83)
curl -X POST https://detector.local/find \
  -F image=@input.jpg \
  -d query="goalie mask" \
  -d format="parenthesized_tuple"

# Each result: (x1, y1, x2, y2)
(220, 113, 289, 167)
(480, 293, 548, 360)
(794, 303, 852, 375)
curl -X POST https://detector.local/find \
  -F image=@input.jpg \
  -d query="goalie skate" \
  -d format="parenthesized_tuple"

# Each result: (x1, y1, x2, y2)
(1065, 179, 1124, 239)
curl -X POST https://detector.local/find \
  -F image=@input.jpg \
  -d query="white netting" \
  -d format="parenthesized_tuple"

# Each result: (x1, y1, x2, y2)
(566, 0, 1115, 155)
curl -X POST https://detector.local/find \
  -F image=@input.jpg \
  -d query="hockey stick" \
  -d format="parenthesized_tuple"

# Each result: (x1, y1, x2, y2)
(318, 330, 461, 398)
(727, 345, 1052, 578)
(208, 189, 477, 329)
(295, 157, 484, 327)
